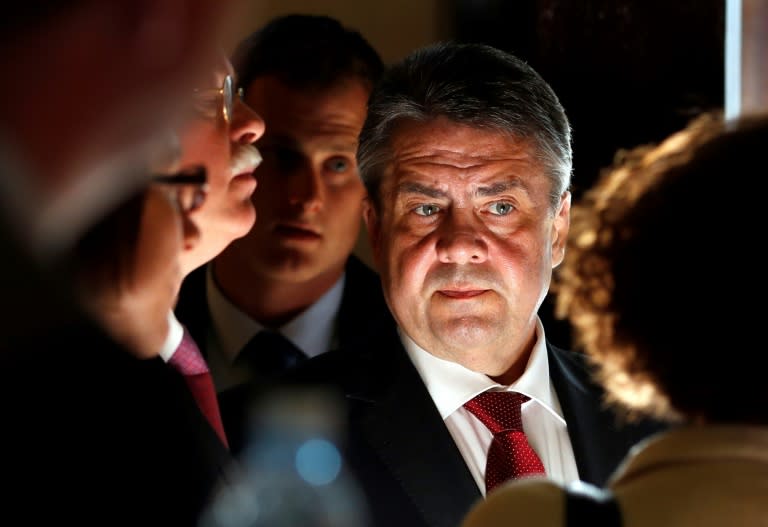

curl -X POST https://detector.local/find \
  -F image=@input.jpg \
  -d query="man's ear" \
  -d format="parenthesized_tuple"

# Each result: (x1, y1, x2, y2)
(551, 191, 571, 268)
(363, 198, 383, 269)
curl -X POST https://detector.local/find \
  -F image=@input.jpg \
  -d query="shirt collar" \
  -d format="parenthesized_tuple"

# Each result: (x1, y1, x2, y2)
(206, 265, 345, 361)
(282, 273, 345, 357)
(159, 311, 185, 362)
(401, 317, 563, 422)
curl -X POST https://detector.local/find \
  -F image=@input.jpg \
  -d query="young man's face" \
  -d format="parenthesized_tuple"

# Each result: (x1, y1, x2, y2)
(221, 75, 369, 284)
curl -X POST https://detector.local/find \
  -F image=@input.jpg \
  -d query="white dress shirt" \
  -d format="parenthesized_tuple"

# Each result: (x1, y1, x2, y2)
(159, 311, 185, 362)
(205, 266, 346, 392)
(401, 318, 579, 495)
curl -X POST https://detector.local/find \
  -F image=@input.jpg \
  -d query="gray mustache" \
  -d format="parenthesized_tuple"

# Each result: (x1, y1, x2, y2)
(230, 143, 262, 175)
(426, 266, 500, 291)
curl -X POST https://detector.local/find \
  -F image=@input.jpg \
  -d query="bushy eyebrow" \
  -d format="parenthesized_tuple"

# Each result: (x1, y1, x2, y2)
(395, 181, 447, 199)
(476, 179, 527, 198)
(395, 179, 529, 200)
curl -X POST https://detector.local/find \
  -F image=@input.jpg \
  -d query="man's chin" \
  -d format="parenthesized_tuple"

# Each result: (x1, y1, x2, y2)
(259, 251, 325, 283)
(431, 320, 502, 353)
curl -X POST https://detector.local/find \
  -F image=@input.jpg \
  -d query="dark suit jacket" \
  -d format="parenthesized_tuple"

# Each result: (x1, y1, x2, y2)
(285, 312, 665, 527)
(0, 219, 232, 524)
(175, 254, 391, 453)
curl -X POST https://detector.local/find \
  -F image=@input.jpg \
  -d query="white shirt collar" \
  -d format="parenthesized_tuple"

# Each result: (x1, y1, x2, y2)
(401, 317, 564, 423)
(281, 273, 345, 357)
(206, 265, 346, 361)
(159, 311, 185, 362)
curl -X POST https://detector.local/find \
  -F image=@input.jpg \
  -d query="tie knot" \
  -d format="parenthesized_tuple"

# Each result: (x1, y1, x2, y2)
(464, 391, 529, 435)
(168, 329, 209, 376)
(236, 330, 307, 378)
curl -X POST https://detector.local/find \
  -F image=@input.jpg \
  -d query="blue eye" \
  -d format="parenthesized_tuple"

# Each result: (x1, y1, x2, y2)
(415, 204, 440, 216)
(323, 157, 351, 173)
(489, 201, 514, 215)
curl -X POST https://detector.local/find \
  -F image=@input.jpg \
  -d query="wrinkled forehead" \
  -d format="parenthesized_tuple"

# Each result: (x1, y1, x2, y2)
(388, 118, 536, 166)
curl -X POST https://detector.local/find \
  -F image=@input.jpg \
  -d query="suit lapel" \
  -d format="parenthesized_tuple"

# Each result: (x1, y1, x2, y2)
(336, 255, 388, 351)
(548, 343, 663, 485)
(337, 266, 481, 526)
(180, 255, 378, 359)
(347, 329, 481, 527)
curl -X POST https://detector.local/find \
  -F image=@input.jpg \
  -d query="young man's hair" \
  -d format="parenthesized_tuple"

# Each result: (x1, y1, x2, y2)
(232, 14, 384, 93)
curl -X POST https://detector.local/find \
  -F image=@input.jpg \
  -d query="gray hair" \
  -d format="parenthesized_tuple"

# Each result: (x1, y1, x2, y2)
(358, 41, 572, 211)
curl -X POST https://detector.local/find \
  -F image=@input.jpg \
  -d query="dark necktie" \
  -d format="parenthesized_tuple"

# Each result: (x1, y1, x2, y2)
(235, 330, 307, 379)
(168, 328, 228, 447)
(464, 391, 545, 494)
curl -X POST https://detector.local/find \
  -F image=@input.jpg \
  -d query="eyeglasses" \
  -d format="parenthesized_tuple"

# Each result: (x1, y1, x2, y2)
(191, 74, 244, 124)
(152, 165, 208, 214)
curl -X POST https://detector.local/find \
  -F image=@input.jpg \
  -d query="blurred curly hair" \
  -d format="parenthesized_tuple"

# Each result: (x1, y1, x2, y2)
(554, 111, 768, 425)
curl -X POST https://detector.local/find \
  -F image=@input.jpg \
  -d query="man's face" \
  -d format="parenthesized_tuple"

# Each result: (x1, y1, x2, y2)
(366, 117, 570, 381)
(176, 56, 265, 275)
(224, 76, 369, 284)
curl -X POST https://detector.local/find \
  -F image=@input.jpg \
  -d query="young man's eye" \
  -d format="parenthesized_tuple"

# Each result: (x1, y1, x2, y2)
(323, 156, 351, 173)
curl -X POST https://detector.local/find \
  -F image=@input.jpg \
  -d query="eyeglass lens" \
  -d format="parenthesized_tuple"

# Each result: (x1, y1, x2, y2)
(222, 75, 233, 123)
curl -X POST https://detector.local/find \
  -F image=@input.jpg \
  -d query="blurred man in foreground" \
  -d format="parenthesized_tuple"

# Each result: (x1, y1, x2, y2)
(0, 0, 248, 523)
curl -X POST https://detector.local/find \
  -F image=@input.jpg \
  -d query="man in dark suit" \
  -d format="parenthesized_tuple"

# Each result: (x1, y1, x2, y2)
(0, 0, 245, 522)
(285, 42, 664, 527)
(174, 15, 386, 452)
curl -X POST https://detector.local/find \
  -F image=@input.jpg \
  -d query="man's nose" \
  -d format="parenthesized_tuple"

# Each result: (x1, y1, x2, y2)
(435, 210, 488, 265)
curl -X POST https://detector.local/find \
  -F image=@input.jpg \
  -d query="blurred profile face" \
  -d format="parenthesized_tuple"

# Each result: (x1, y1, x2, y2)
(176, 55, 265, 275)
(81, 1, 243, 171)
(133, 187, 195, 314)
(17, 1, 243, 253)
(221, 76, 369, 284)
(365, 118, 570, 382)
(93, 178, 202, 358)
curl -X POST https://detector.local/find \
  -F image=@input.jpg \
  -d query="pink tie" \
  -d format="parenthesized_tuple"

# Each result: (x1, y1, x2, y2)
(168, 329, 228, 447)
(464, 391, 545, 493)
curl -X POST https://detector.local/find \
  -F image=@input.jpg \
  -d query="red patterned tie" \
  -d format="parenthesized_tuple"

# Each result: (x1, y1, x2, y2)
(168, 328, 228, 448)
(464, 391, 545, 494)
